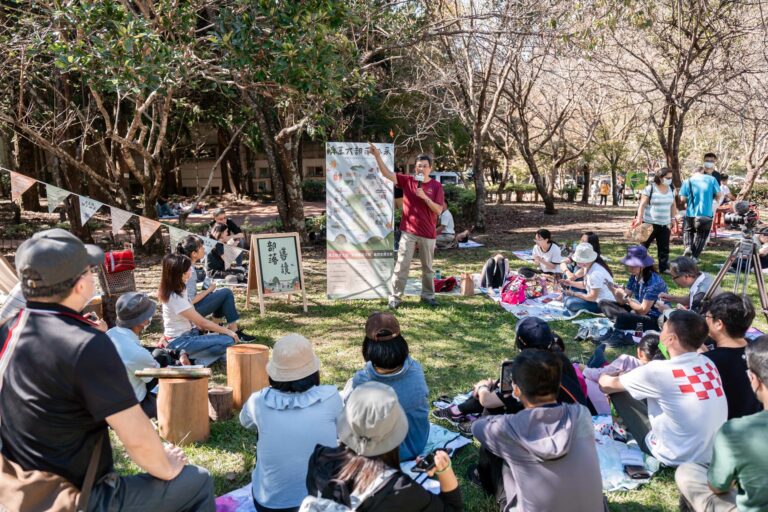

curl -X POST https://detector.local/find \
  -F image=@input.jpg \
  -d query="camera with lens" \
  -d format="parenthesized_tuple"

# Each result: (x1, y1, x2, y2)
(724, 201, 758, 232)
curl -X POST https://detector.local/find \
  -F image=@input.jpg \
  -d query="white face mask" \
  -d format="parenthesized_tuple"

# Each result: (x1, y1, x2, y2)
(704, 162, 715, 169)
(663, 178, 672, 186)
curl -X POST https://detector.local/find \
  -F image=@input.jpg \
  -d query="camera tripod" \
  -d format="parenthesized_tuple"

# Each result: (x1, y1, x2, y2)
(704, 233, 768, 322)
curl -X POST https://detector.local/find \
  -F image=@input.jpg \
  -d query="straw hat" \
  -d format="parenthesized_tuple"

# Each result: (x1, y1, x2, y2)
(266, 333, 321, 382)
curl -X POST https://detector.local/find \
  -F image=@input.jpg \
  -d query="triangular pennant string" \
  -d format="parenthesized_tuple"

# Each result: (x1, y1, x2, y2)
(168, 226, 188, 251)
(79, 195, 104, 225)
(10, 171, 37, 201)
(139, 217, 162, 245)
(110, 207, 134, 236)
(45, 184, 70, 213)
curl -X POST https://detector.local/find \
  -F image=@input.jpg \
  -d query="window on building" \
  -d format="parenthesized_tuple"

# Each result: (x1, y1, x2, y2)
(306, 166, 324, 178)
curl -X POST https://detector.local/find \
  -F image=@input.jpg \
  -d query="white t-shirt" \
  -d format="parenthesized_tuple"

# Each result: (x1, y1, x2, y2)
(585, 263, 614, 302)
(619, 352, 728, 466)
(532, 242, 563, 272)
(438, 210, 455, 236)
(162, 292, 194, 339)
(718, 184, 731, 206)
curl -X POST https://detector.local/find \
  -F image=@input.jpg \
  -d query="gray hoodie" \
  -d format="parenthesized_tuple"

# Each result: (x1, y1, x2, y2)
(473, 403, 604, 512)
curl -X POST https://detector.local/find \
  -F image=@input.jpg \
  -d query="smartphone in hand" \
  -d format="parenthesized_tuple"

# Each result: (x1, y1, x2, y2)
(413, 448, 453, 473)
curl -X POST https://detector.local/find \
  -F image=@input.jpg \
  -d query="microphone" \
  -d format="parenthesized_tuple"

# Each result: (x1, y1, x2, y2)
(415, 174, 424, 189)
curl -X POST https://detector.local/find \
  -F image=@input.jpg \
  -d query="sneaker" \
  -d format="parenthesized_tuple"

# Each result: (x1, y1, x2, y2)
(388, 299, 400, 310)
(603, 330, 635, 348)
(432, 405, 463, 422)
(420, 297, 438, 307)
(236, 330, 256, 342)
(458, 420, 474, 437)
(575, 325, 591, 341)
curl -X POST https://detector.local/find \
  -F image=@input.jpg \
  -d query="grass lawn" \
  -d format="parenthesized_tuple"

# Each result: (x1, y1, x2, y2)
(111, 219, 765, 511)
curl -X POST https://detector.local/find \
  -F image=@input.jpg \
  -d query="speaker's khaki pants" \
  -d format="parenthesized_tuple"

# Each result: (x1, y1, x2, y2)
(390, 232, 435, 303)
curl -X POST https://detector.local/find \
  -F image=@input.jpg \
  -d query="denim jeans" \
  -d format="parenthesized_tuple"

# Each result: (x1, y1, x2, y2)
(167, 329, 234, 367)
(564, 296, 602, 314)
(194, 288, 239, 324)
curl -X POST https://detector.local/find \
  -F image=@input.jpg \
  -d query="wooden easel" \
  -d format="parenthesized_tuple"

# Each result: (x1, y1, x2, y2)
(245, 232, 308, 317)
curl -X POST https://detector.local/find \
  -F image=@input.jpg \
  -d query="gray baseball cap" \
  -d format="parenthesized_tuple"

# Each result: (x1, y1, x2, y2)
(15, 228, 104, 289)
(116, 292, 156, 329)
(337, 382, 409, 457)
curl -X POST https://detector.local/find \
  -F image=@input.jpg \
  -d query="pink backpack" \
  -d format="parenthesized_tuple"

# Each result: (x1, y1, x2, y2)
(500, 275, 527, 305)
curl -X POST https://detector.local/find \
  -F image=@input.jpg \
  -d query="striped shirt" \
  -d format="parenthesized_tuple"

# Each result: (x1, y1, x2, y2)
(642, 184, 675, 225)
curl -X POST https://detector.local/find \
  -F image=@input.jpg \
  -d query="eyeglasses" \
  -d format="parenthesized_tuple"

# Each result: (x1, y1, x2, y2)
(670, 274, 682, 280)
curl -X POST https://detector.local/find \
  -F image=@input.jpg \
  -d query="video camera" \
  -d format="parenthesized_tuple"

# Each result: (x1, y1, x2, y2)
(724, 201, 758, 232)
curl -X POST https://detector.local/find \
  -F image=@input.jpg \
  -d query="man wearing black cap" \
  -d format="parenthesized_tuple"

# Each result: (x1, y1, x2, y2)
(0, 229, 214, 511)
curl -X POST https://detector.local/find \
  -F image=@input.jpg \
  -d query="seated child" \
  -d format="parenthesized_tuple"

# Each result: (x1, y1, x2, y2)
(346, 312, 429, 461)
(206, 223, 247, 281)
(581, 333, 665, 415)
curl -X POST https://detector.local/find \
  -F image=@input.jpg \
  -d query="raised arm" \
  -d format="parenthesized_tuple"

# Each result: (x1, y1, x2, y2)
(368, 143, 396, 184)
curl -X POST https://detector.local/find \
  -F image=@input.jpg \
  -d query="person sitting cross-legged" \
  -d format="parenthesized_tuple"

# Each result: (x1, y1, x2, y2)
(240, 334, 342, 512)
(599, 245, 668, 333)
(347, 312, 429, 461)
(702, 293, 762, 420)
(599, 310, 728, 466)
(0, 228, 214, 512)
(561, 242, 614, 315)
(158, 253, 238, 366)
(305, 382, 462, 511)
(436, 201, 472, 249)
(472, 349, 605, 512)
(676, 335, 768, 512)
(107, 292, 195, 419)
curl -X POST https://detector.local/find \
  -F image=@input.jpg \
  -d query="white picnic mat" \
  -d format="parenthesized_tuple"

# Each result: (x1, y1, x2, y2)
(458, 240, 484, 249)
(404, 277, 481, 296)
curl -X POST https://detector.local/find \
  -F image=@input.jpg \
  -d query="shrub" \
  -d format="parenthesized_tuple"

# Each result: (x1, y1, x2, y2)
(748, 184, 768, 206)
(305, 213, 326, 234)
(505, 183, 536, 193)
(302, 180, 325, 201)
(443, 184, 476, 223)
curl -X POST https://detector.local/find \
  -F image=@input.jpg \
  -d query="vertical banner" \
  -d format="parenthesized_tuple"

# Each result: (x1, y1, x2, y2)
(326, 142, 395, 299)
(45, 184, 69, 213)
(79, 196, 104, 225)
(110, 207, 133, 236)
(10, 171, 37, 201)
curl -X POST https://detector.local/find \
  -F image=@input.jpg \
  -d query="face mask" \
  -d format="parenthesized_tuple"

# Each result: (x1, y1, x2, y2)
(663, 178, 672, 186)
(704, 162, 715, 169)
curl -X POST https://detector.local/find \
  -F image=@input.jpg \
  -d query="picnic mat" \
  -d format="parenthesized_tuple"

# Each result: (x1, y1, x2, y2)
(481, 289, 598, 321)
(458, 240, 484, 249)
(512, 249, 534, 261)
(214, 424, 473, 511)
(592, 416, 660, 492)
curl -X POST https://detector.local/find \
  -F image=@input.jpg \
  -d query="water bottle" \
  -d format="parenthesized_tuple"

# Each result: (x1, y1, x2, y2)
(634, 322, 643, 339)
(435, 270, 442, 279)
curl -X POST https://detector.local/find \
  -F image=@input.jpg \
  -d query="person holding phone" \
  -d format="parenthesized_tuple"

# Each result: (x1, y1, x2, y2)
(472, 350, 604, 512)
(599, 245, 668, 333)
(561, 243, 614, 315)
(369, 143, 444, 309)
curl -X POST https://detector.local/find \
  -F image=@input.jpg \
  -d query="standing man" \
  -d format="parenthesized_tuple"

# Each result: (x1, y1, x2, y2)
(680, 166, 721, 259)
(703, 152, 722, 185)
(0, 229, 214, 511)
(369, 143, 444, 308)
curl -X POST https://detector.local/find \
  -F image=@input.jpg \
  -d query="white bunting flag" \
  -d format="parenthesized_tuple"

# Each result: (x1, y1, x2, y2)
(110, 207, 133, 236)
(10, 171, 37, 201)
(45, 184, 69, 213)
(201, 236, 217, 254)
(168, 226, 188, 251)
(79, 195, 104, 225)
(139, 217, 162, 245)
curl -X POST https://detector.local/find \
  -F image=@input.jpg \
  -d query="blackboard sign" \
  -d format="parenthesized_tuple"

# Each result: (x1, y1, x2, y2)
(246, 232, 307, 316)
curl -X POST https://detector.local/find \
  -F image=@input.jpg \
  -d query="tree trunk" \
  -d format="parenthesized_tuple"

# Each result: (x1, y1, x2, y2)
(610, 162, 618, 206)
(580, 164, 590, 204)
(14, 134, 41, 212)
(471, 127, 486, 230)
(524, 156, 556, 214)
(739, 163, 761, 200)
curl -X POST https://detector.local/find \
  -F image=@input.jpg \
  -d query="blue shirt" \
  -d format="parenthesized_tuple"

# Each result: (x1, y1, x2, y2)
(681, 174, 720, 218)
(352, 357, 430, 460)
(240, 385, 342, 509)
(106, 326, 158, 402)
(626, 272, 668, 319)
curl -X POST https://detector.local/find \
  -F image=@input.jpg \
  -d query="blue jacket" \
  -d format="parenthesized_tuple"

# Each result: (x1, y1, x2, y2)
(352, 357, 430, 460)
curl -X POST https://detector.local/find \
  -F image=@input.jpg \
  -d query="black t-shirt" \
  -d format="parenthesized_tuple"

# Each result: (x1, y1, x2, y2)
(711, 170, 722, 185)
(208, 218, 242, 235)
(705, 346, 762, 420)
(207, 242, 226, 273)
(0, 303, 138, 487)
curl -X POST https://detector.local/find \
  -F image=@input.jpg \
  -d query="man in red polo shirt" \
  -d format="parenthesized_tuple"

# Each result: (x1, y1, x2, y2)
(369, 143, 444, 308)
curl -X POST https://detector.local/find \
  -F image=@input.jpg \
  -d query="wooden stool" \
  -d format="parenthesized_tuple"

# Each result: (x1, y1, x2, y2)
(208, 386, 234, 421)
(227, 344, 270, 409)
(136, 368, 213, 446)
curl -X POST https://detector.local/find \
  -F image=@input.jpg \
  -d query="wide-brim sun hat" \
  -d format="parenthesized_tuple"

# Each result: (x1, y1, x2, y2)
(337, 381, 409, 457)
(620, 245, 655, 268)
(266, 333, 321, 382)
(571, 243, 598, 264)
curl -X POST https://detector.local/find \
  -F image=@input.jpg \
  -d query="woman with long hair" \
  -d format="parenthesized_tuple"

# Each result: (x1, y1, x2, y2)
(306, 382, 462, 511)
(600, 245, 668, 333)
(176, 235, 253, 341)
(158, 253, 238, 366)
(560, 231, 612, 282)
(636, 167, 676, 273)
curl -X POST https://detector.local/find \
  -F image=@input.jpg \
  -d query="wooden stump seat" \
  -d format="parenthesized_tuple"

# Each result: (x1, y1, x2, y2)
(226, 344, 270, 409)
